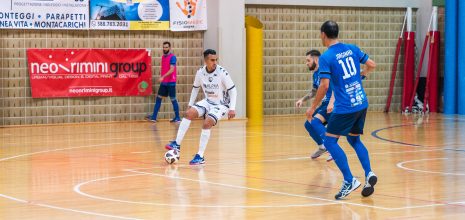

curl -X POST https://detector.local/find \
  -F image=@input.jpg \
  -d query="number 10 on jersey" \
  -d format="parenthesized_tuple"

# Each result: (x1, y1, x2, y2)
(339, 57, 357, 79)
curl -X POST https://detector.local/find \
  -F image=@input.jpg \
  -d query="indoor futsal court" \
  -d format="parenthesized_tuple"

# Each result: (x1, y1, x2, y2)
(1, 114, 465, 219)
(2, 0, 465, 219)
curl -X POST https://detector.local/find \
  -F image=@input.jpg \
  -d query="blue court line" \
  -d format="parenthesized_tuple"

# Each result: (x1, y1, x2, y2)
(370, 124, 424, 147)
(371, 119, 465, 151)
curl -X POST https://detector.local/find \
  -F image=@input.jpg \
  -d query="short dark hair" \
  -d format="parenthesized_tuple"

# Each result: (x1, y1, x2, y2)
(203, 49, 217, 58)
(320, 20, 339, 39)
(306, 50, 321, 57)
(163, 41, 171, 47)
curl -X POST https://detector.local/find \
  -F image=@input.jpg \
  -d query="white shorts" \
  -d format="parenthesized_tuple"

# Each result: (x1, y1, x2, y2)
(192, 99, 229, 125)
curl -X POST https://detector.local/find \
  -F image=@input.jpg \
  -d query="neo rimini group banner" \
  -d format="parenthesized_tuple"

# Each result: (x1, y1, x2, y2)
(89, 0, 169, 30)
(0, 0, 89, 29)
(27, 49, 152, 98)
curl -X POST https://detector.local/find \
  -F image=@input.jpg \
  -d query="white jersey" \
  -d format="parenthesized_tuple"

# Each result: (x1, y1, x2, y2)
(191, 65, 236, 108)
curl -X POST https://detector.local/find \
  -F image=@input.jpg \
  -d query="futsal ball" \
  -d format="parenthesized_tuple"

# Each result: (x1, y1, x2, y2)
(164, 149, 180, 164)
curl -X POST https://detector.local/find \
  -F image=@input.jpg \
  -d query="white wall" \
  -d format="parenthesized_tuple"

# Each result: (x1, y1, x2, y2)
(204, 0, 246, 118)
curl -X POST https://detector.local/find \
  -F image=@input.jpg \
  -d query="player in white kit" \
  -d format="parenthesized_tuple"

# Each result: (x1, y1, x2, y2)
(165, 49, 237, 165)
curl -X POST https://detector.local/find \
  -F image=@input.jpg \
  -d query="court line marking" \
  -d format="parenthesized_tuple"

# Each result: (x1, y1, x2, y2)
(0, 132, 273, 162)
(244, 130, 411, 146)
(2, 128, 273, 146)
(123, 170, 451, 211)
(371, 118, 465, 148)
(76, 169, 399, 210)
(397, 158, 465, 176)
(131, 151, 151, 154)
(0, 146, 457, 212)
(449, 201, 465, 205)
(3, 123, 413, 147)
(287, 148, 444, 160)
(443, 148, 465, 153)
(0, 194, 140, 220)
(129, 148, 445, 172)
(371, 124, 427, 147)
(73, 169, 459, 211)
(1, 120, 463, 214)
(0, 122, 243, 140)
(73, 172, 338, 209)
(0, 141, 161, 220)
(1, 127, 417, 163)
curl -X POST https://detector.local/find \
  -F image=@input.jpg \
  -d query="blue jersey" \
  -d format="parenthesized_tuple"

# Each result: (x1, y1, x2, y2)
(312, 69, 332, 105)
(318, 43, 369, 114)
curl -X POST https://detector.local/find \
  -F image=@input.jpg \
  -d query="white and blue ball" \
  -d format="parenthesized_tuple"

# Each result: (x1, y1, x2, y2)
(164, 149, 180, 164)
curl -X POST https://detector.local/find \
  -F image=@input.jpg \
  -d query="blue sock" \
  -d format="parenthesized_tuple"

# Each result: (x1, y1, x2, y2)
(324, 136, 353, 182)
(151, 97, 162, 120)
(171, 98, 180, 119)
(310, 118, 327, 144)
(347, 136, 372, 176)
(304, 120, 323, 145)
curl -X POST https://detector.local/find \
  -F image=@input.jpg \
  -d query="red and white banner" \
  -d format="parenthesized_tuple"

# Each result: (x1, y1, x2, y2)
(27, 49, 152, 98)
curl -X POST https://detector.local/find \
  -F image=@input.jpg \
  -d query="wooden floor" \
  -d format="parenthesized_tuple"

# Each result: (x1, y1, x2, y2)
(1, 112, 465, 219)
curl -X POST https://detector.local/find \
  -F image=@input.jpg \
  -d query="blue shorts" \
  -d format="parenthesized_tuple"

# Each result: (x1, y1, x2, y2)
(326, 108, 367, 136)
(158, 83, 176, 98)
(312, 102, 331, 123)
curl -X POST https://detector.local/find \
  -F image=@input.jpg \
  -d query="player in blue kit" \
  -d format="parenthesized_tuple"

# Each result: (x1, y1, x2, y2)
(307, 20, 377, 200)
(295, 50, 333, 162)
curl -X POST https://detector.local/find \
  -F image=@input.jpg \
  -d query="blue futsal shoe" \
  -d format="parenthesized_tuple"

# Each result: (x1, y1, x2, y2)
(189, 154, 205, 165)
(165, 141, 181, 151)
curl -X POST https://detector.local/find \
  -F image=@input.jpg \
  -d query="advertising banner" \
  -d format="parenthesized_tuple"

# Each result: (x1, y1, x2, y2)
(27, 49, 152, 98)
(90, 0, 169, 30)
(0, 0, 89, 29)
(170, 0, 207, 31)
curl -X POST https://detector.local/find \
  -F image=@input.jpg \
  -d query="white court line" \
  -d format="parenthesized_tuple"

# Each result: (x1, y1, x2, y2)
(0, 141, 162, 219)
(0, 132, 273, 162)
(0, 194, 140, 220)
(130, 148, 445, 172)
(397, 158, 465, 176)
(131, 151, 151, 154)
(288, 148, 444, 160)
(73, 172, 337, 209)
(449, 201, 465, 205)
(75, 169, 394, 210)
(1, 126, 462, 214)
(2, 129, 273, 146)
(243, 130, 407, 146)
(388, 204, 447, 210)
(122, 170, 449, 211)
(0, 141, 153, 162)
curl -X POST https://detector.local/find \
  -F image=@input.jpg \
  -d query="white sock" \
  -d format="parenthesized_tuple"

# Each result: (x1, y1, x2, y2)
(175, 118, 191, 145)
(197, 129, 211, 157)
(319, 144, 325, 150)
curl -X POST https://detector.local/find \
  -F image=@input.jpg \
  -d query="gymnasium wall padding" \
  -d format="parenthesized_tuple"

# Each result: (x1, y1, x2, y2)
(427, 31, 440, 113)
(401, 32, 415, 112)
(459, 1, 465, 114)
(444, 0, 457, 114)
(245, 16, 264, 123)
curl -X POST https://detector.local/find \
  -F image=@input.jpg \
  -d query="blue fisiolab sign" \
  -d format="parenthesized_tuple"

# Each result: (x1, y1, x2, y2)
(0, 0, 89, 29)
